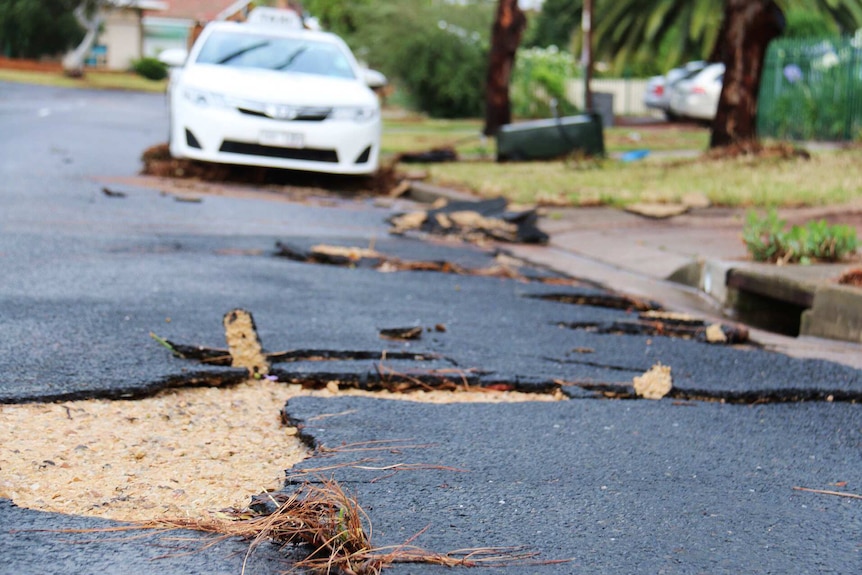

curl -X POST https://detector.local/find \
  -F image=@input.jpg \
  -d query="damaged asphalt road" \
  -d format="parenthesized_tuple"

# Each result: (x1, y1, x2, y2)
(1, 83, 861, 574)
(284, 396, 862, 574)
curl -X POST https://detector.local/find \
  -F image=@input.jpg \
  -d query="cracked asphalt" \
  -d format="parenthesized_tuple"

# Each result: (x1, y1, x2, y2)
(1, 82, 860, 574)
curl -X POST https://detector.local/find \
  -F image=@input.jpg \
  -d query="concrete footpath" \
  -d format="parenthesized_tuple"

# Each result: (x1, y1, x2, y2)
(410, 182, 862, 368)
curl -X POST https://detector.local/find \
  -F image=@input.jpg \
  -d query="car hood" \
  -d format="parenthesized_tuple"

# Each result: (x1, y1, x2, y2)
(179, 64, 378, 108)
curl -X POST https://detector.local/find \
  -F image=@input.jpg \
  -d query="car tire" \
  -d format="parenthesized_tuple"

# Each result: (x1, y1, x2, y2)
(664, 110, 679, 122)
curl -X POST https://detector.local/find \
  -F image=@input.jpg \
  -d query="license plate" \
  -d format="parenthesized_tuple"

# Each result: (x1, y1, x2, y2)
(259, 130, 304, 148)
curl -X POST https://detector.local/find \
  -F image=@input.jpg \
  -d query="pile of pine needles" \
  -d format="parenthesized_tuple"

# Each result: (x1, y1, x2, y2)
(139, 477, 547, 575)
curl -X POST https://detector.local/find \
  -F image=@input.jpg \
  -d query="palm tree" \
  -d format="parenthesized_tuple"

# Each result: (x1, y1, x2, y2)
(592, 0, 862, 147)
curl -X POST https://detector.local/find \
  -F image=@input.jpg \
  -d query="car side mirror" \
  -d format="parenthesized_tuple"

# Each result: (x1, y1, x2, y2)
(158, 49, 188, 68)
(363, 69, 387, 89)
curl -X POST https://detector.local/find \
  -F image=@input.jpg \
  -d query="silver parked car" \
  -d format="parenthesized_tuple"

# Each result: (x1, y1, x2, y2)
(668, 62, 725, 122)
(643, 60, 706, 121)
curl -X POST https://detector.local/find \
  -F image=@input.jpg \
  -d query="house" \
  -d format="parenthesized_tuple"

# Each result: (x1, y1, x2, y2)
(142, 0, 234, 58)
(92, 0, 168, 70)
(142, 0, 303, 58)
(93, 0, 277, 69)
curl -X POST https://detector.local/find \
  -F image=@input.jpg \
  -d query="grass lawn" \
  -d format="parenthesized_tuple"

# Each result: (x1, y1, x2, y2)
(416, 148, 862, 208)
(0, 68, 167, 93)
(3, 64, 859, 209)
(381, 116, 710, 157)
(381, 117, 861, 209)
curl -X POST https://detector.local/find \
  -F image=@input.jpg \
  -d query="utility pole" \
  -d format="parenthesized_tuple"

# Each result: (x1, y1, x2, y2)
(582, 0, 593, 112)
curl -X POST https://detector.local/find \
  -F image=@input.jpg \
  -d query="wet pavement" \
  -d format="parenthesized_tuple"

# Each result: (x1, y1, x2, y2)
(1, 82, 860, 574)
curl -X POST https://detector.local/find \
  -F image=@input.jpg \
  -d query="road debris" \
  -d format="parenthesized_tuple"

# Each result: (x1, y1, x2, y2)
(140, 142, 397, 195)
(275, 241, 545, 281)
(633, 363, 673, 400)
(388, 197, 549, 244)
(101, 186, 126, 198)
(561, 312, 749, 345)
(792, 486, 862, 500)
(135, 477, 556, 574)
(379, 326, 423, 341)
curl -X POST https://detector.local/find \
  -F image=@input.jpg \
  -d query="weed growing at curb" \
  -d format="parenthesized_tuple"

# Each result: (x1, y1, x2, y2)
(743, 208, 858, 264)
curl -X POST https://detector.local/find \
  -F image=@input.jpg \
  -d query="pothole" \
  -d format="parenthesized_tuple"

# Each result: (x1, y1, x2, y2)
(0, 382, 558, 522)
(1, 366, 558, 523)
(0, 379, 301, 522)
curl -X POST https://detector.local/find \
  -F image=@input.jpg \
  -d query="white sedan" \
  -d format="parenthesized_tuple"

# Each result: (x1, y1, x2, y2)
(668, 62, 725, 122)
(643, 61, 706, 121)
(168, 15, 384, 175)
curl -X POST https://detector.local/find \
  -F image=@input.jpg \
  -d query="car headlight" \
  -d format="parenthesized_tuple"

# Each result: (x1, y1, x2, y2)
(181, 87, 227, 108)
(329, 106, 378, 123)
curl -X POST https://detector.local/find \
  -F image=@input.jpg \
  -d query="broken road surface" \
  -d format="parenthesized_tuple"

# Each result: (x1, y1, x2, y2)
(0, 83, 860, 574)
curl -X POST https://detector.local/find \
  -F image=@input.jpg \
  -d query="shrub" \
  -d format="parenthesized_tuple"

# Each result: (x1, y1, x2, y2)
(131, 57, 168, 81)
(389, 24, 487, 118)
(343, 1, 492, 119)
(0, 0, 84, 59)
(761, 36, 861, 141)
(511, 45, 578, 119)
(743, 209, 858, 264)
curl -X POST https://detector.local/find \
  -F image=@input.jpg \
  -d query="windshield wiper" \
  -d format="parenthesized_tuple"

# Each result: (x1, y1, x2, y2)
(274, 46, 308, 70)
(216, 41, 271, 65)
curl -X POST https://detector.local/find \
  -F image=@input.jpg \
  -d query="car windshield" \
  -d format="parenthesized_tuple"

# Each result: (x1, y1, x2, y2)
(195, 30, 356, 79)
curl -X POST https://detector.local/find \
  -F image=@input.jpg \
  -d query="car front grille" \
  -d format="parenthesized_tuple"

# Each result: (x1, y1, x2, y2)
(219, 141, 339, 163)
(236, 106, 331, 122)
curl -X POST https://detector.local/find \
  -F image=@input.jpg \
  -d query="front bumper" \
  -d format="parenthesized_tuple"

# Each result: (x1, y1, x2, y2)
(170, 100, 381, 175)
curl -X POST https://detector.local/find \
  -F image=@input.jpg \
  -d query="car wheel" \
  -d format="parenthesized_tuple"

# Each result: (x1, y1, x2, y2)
(664, 110, 679, 122)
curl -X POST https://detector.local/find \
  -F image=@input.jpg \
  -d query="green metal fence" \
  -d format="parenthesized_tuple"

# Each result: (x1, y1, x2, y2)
(758, 35, 862, 141)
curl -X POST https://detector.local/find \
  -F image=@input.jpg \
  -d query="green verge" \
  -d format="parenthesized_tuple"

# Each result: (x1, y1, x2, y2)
(381, 118, 860, 209)
(416, 149, 862, 208)
(0, 69, 167, 93)
(381, 117, 710, 156)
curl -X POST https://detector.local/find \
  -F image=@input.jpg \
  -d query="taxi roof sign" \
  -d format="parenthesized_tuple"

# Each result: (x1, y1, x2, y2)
(246, 7, 303, 29)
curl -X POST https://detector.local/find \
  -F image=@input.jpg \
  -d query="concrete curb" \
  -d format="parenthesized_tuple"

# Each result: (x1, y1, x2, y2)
(669, 259, 862, 343)
(802, 284, 862, 342)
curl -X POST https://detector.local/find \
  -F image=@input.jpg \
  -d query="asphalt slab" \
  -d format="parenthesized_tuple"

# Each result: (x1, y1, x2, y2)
(284, 395, 862, 574)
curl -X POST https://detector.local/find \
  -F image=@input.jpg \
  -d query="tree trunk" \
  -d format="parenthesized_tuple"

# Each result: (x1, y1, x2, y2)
(709, 0, 785, 148)
(582, 0, 593, 112)
(62, 4, 102, 77)
(483, 0, 527, 136)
